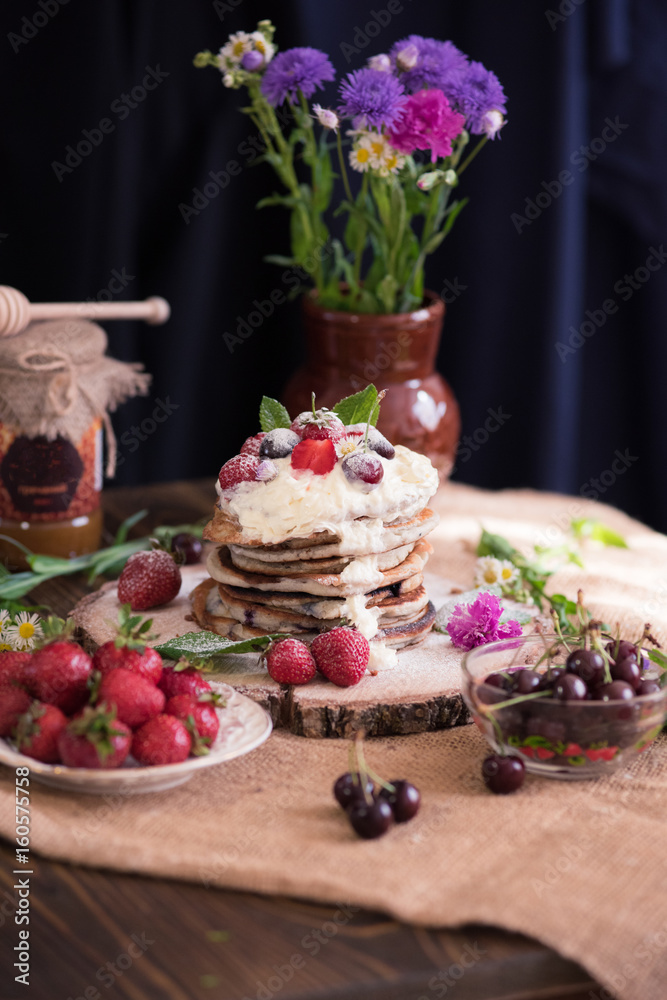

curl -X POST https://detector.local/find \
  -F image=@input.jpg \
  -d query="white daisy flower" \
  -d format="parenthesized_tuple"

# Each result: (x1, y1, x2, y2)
(249, 31, 275, 65)
(219, 31, 253, 69)
(474, 556, 503, 588)
(0, 608, 11, 635)
(6, 612, 44, 651)
(349, 135, 373, 173)
(498, 559, 519, 586)
(375, 145, 406, 177)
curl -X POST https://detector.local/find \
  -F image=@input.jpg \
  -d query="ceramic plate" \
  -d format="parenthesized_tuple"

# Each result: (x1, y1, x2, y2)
(0, 683, 272, 795)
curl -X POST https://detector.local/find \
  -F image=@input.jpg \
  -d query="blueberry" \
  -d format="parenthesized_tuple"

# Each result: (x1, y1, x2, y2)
(259, 429, 300, 459)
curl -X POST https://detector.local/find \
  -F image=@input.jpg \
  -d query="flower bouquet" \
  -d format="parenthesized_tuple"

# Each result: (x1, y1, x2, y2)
(195, 22, 506, 315)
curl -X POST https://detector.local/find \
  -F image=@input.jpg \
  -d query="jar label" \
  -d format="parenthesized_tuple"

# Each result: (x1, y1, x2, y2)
(0, 419, 102, 521)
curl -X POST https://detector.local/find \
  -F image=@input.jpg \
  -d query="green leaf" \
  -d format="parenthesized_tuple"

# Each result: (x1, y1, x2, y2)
(333, 385, 380, 426)
(312, 148, 333, 213)
(570, 518, 628, 548)
(263, 254, 297, 267)
(290, 208, 309, 266)
(477, 529, 518, 563)
(154, 631, 286, 661)
(376, 274, 399, 314)
(648, 649, 667, 672)
(256, 194, 300, 210)
(259, 396, 291, 432)
(114, 509, 148, 546)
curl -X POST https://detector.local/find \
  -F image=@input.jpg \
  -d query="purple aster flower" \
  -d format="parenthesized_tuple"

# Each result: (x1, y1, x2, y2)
(390, 35, 468, 93)
(261, 47, 335, 106)
(446, 60, 507, 135)
(338, 68, 407, 130)
(446, 592, 522, 651)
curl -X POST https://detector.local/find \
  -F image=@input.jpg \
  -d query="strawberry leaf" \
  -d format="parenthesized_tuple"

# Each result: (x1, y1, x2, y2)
(259, 397, 291, 432)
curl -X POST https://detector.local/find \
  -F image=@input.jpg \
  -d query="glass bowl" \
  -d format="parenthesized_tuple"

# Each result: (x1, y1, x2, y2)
(462, 634, 667, 779)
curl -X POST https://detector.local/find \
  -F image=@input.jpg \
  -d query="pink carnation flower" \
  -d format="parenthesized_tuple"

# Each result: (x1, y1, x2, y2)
(388, 88, 465, 162)
(446, 592, 522, 651)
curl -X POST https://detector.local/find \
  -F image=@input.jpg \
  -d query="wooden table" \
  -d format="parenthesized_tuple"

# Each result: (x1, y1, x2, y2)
(0, 481, 602, 1000)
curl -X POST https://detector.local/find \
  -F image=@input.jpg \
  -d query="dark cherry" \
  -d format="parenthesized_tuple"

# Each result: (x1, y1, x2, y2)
(378, 780, 421, 822)
(484, 672, 512, 691)
(606, 639, 637, 663)
(566, 649, 605, 686)
(482, 754, 525, 794)
(610, 656, 642, 690)
(333, 772, 374, 810)
(553, 673, 588, 701)
(636, 679, 661, 696)
(524, 716, 566, 742)
(594, 680, 635, 702)
(171, 532, 203, 565)
(367, 427, 395, 460)
(341, 452, 384, 491)
(347, 799, 393, 839)
(540, 667, 566, 690)
(512, 669, 542, 694)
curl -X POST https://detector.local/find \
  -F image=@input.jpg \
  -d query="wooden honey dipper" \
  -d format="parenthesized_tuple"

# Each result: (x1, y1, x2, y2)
(0, 285, 170, 336)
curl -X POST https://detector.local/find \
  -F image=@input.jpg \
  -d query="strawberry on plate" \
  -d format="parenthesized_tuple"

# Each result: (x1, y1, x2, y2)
(92, 605, 163, 685)
(132, 714, 191, 766)
(14, 702, 67, 764)
(0, 688, 32, 737)
(117, 550, 182, 612)
(95, 668, 165, 729)
(57, 705, 132, 769)
(164, 693, 221, 754)
(0, 650, 31, 690)
(311, 627, 370, 687)
(158, 663, 212, 701)
(24, 641, 92, 715)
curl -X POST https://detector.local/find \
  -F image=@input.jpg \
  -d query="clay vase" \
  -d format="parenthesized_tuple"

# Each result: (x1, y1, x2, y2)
(281, 290, 461, 479)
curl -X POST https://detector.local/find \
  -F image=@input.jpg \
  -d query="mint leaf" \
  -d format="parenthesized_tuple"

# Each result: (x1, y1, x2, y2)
(333, 385, 380, 426)
(259, 396, 291, 432)
(476, 529, 518, 563)
(154, 630, 286, 661)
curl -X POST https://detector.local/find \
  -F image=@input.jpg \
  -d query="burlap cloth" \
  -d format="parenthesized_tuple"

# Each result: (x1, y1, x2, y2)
(3, 482, 667, 1000)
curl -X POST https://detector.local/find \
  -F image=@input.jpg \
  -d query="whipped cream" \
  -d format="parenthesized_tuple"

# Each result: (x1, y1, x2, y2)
(340, 555, 384, 589)
(343, 593, 381, 639)
(218, 445, 438, 545)
(368, 644, 398, 673)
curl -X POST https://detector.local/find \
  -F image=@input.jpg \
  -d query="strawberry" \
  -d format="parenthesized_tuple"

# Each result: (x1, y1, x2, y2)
(158, 663, 211, 700)
(290, 439, 336, 475)
(165, 693, 220, 754)
(265, 638, 316, 685)
(14, 702, 67, 763)
(24, 641, 92, 714)
(93, 643, 163, 685)
(0, 650, 31, 690)
(218, 454, 260, 491)
(311, 627, 370, 687)
(57, 705, 132, 769)
(291, 407, 344, 442)
(0, 688, 31, 737)
(96, 668, 165, 729)
(132, 714, 191, 766)
(240, 433, 266, 457)
(117, 550, 182, 611)
(92, 605, 163, 684)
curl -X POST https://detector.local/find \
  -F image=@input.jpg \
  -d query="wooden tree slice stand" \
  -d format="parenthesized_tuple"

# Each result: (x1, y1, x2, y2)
(70, 565, 471, 738)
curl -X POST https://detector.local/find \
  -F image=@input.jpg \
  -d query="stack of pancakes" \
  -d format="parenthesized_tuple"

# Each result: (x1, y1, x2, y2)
(191, 503, 439, 650)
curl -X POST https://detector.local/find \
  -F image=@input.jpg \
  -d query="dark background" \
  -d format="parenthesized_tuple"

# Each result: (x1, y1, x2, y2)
(1, 0, 665, 529)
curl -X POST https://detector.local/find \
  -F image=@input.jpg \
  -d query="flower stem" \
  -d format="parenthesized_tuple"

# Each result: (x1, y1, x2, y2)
(336, 129, 354, 204)
(457, 135, 488, 175)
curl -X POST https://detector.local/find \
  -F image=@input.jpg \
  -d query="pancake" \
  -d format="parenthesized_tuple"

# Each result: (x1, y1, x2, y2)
(227, 540, 415, 577)
(191, 578, 436, 650)
(205, 539, 433, 598)
(215, 572, 424, 620)
(222, 508, 439, 560)
(209, 582, 430, 634)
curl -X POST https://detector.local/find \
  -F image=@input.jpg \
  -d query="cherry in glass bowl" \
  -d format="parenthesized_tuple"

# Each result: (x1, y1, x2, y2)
(462, 634, 667, 780)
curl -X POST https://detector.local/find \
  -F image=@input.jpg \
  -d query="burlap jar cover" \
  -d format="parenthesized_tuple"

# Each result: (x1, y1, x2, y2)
(0, 319, 150, 521)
